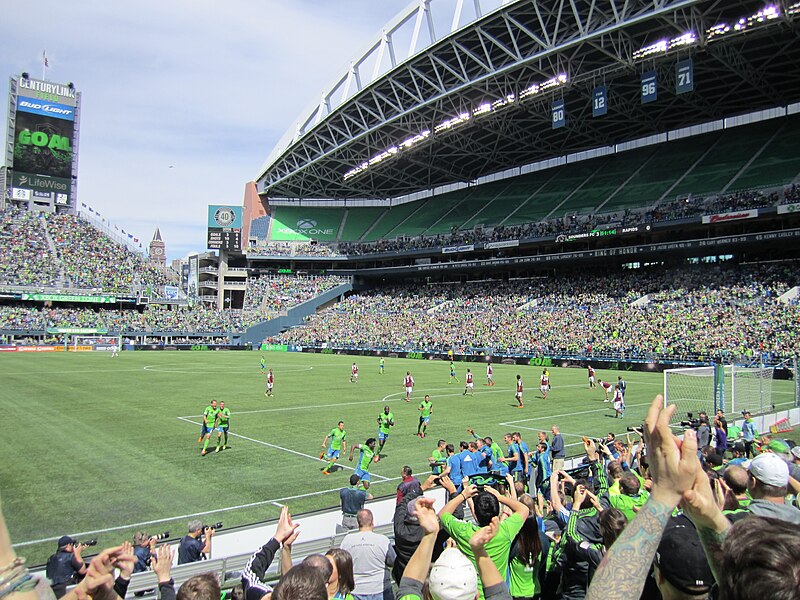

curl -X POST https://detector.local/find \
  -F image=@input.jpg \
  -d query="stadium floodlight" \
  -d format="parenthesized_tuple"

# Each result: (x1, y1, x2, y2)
(707, 4, 781, 41)
(632, 33, 696, 61)
(434, 112, 471, 134)
(788, 2, 800, 16)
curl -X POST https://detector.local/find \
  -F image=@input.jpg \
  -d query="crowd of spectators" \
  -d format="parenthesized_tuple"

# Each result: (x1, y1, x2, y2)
(0, 208, 169, 294)
(42, 213, 170, 293)
(281, 261, 800, 360)
(0, 208, 60, 287)
(243, 275, 348, 313)
(0, 305, 258, 335)
(7, 395, 798, 600)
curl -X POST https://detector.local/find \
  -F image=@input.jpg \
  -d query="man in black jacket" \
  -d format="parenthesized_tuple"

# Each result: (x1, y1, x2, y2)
(45, 536, 88, 598)
(242, 506, 300, 600)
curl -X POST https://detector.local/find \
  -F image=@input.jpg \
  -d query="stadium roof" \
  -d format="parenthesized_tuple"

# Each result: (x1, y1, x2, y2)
(257, 0, 800, 201)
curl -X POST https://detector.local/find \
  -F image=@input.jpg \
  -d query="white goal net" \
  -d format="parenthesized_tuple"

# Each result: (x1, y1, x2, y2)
(663, 364, 774, 423)
(70, 334, 122, 352)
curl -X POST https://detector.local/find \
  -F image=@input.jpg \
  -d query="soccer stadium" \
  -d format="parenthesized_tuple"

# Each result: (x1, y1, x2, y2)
(2, 1, 800, 599)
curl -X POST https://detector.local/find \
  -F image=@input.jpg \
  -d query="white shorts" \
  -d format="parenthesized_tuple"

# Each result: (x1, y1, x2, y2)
(267, 383, 273, 390)
(515, 392, 522, 399)
(540, 385, 548, 393)
(487, 374, 493, 380)
(466, 382, 474, 389)
(589, 376, 596, 384)
(406, 387, 413, 394)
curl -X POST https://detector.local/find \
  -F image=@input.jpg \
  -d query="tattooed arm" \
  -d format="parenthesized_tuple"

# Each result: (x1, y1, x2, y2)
(588, 395, 701, 600)
(587, 495, 674, 600)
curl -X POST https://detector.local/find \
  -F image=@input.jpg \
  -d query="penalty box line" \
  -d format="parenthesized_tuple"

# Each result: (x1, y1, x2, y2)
(177, 417, 391, 482)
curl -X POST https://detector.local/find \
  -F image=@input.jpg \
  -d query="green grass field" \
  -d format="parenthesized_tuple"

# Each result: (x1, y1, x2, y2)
(1, 351, 794, 565)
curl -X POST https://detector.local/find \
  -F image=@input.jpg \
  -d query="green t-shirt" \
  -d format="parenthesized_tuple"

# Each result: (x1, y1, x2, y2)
(509, 553, 540, 597)
(380, 358, 385, 367)
(358, 447, 376, 471)
(431, 448, 445, 474)
(329, 428, 347, 450)
(379, 412, 394, 434)
(440, 511, 524, 599)
(203, 405, 219, 426)
(217, 407, 230, 427)
(419, 400, 432, 417)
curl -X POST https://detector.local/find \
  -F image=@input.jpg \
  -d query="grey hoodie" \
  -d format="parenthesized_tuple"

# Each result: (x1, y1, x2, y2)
(747, 499, 800, 524)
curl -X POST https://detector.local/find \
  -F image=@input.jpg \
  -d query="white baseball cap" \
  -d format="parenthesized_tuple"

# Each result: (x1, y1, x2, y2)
(748, 452, 790, 487)
(428, 548, 478, 600)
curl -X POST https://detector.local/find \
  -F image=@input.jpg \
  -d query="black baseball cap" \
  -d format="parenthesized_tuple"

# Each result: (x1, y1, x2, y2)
(655, 517, 714, 594)
(58, 535, 77, 548)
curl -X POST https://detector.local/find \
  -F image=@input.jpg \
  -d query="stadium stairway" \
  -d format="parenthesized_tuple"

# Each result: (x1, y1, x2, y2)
(240, 282, 353, 345)
(39, 214, 66, 287)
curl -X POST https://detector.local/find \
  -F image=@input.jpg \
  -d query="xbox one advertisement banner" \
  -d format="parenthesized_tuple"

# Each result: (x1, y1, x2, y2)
(269, 209, 341, 241)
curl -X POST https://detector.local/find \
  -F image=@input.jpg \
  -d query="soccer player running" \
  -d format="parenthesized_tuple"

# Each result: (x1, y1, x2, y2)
(200, 400, 220, 456)
(377, 406, 395, 453)
(463, 368, 474, 396)
(515, 374, 524, 408)
(417, 395, 433, 438)
(540, 369, 550, 400)
(404, 371, 415, 402)
(319, 421, 347, 475)
(215, 401, 231, 452)
(259, 355, 266, 374)
(349, 437, 379, 482)
(486, 361, 495, 386)
(265, 368, 274, 397)
(350, 362, 359, 383)
(448, 362, 459, 384)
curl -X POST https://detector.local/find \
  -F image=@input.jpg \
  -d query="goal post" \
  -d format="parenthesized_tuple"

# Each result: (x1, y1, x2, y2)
(663, 365, 719, 424)
(664, 363, 775, 423)
(70, 334, 122, 352)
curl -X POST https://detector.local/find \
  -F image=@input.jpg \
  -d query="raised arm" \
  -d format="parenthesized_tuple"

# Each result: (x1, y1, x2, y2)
(587, 396, 699, 600)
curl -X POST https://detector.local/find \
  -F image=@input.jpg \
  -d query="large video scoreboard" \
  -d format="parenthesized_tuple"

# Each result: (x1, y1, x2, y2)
(6, 75, 80, 209)
(207, 205, 243, 252)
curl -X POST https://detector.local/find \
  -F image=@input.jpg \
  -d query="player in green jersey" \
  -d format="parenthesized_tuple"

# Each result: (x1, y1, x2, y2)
(417, 395, 433, 438)
(200, 400, 220, 456)
(259, 356, 266, 374)
(379, 357, 385, 375)
(215, 401, 231, 452)
(377, 406, 395, 454)
(429, 439, 448, 476)
(349, 438, 379, 482)
(448, 361, 459, 384)
(319, 421, 347, 475)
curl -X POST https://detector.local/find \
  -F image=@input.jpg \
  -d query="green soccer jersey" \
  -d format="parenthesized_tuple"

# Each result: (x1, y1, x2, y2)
(379, 412, 394, 434)
(431, 448, 445, 474)
(329, 428, 347, 450)
(440, 512, 524, 599)
(203, 405, 219, 426)
(419, 400, 432, 417)
(217, 407, 230, 427)
(358, 447, 376, 471)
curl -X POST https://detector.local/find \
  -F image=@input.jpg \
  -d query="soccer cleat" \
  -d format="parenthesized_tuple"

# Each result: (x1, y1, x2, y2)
(222, 446, 227, 450)
(265, 392, 269, 397)
(517, 404, 524, 408)
(322, 470, 330, 475)
(201, 450, 206, 456)
(216, 446, 221, 453)
(197, 437, 203, 443)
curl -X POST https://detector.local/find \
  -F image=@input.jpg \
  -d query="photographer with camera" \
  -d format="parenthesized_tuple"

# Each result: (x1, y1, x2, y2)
(45, 536, 89, 598)
(177, 520, 214, 565)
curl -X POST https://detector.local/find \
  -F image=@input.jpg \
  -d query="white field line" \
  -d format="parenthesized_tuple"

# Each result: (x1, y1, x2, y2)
(499, 401, 653, 427)
(178, 417, 391, 483)
(13, 466, 432, 548)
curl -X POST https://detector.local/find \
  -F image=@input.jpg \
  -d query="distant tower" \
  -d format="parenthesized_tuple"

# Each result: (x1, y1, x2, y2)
(149, 227, 166, 269)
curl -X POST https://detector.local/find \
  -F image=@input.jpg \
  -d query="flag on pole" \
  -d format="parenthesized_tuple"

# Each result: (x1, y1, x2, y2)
(43, 51, 49, 68)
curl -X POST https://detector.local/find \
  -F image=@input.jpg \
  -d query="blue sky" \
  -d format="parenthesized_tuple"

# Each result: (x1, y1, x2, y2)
(1, 0, 410, 260)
